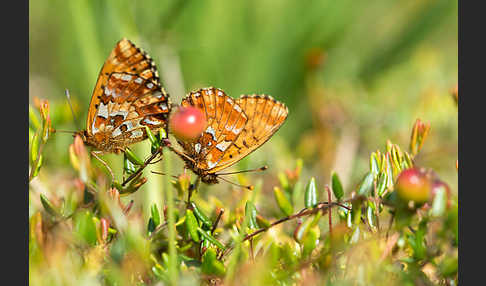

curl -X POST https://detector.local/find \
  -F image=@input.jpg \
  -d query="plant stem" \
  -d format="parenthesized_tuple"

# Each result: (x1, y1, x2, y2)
(164, 149, 178, 285)
(220, 200, 352, 259)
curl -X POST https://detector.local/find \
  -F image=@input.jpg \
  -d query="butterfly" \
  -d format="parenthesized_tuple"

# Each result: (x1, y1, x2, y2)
(173, 87, 288, 186)
(76, 38, 171, 154)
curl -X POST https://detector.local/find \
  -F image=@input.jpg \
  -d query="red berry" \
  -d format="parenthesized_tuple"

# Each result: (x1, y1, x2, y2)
(395, 168, 431, 203)
(169, 106, 207, 141)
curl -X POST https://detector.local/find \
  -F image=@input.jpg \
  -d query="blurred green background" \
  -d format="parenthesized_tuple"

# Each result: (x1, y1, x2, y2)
(29, 0, 457, 195)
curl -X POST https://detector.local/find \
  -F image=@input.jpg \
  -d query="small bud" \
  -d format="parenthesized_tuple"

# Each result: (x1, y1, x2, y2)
(410, 119, 431, 156)
(73, 135, 87, 157)
(100, 218, 109, 243)
(169, 106, 207, 141)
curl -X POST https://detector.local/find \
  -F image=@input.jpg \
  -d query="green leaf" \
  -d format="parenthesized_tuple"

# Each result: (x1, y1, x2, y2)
(30, 132, 40, 166)
(29, 105, 41, 130)
(266, 242, 281, 268)
(304, 177, 318, 208)
(151, 204, 160, 227)
(281, 242, 300, 267)
(256, 215, 271, 229)
(376, 172, 387, 197)
(403, 151, 414, 168)
(145, 126, 157, 145)
(294, 212, 322, 242)
(40, 194, 59, 217)
(158, 128, 168, 140)
(198, 227, 225, 250)
(201, 247, 226, 276)
(123, 155, 137, 175)
(124, 148, 144, 166)
(351, 198, 363, 225)
(147, 218, 156, 233)
(331, 172, 344, 200)
(186, 209, 200, 242)
(385, 153, 394, 189)
(370, 152, 380, 178)
(152, 265, 169, 282)
(144, 126, 160, 151)
(366, 204, 376, 229)
(278, 172, 290, 192)
(190, 202, 212, 228)
(73, 211, 97, 245)
(357, 172, 374, 196)
(302, 226, 320, 258)
(245, 201, 259, 230)
(291, 181, 303, 208)
(31, 154, 43, 178)
(274, 186, 293, 216)
(391, 145, 403, 173)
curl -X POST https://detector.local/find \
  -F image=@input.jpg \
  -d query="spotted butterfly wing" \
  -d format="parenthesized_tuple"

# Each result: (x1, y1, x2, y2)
(177, 88, 248, 170)
(176, 87, 288, 183)
(209, 93, 288, 173)
(81, 38, 171, 153)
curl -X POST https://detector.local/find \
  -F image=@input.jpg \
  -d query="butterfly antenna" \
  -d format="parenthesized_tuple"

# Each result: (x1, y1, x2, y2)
(216, 165, 268, 176)
(65, 89, 81, 131)
(151, 170, 179, 179)
(218, 176, 254, 191)
(54, 129, 77, 134)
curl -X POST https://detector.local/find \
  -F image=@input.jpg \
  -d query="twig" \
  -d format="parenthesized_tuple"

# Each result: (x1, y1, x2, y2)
(211, 209, 224, 235)
(122, 147, 163, 186)
(149, 222, 168, 239)
(219, 200, 353, 259)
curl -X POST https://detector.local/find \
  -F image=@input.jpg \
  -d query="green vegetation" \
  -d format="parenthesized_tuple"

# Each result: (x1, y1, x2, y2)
(29, 1, 457, 285)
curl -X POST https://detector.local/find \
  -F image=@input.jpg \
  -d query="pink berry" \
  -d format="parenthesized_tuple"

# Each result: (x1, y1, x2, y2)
(395, 168, 431, 203)
(169, 106, 207, 141)
(431, 179, 451, 208)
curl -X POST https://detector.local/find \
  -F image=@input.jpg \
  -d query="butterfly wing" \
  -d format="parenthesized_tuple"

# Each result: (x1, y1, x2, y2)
(206, 94, 288, 173)
(86, 38, 166, 136)
(178, 88, 249, 170)
(89, 72, 170, 145)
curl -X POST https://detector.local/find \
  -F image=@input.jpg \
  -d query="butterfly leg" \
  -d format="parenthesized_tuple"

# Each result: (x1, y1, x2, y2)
(121, 146, 164, 186)
(91, 150, 115, 182)
(166, 145, 196, 164)
(187, 177, 200, 206)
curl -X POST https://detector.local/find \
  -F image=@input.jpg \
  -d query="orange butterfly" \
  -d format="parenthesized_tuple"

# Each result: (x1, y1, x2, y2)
(76, 38, 171, 154)
(172, 87, 288, 187)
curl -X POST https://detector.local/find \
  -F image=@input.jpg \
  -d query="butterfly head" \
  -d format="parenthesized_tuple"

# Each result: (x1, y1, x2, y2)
(73, 130, 98, 150)
(200, 173, 219, 185)
(73, 130, 88, 142)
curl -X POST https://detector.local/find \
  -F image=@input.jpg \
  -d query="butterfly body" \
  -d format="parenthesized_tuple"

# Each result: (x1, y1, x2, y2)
(174, 87, 288, 185)
(80, 38, 171, 153)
